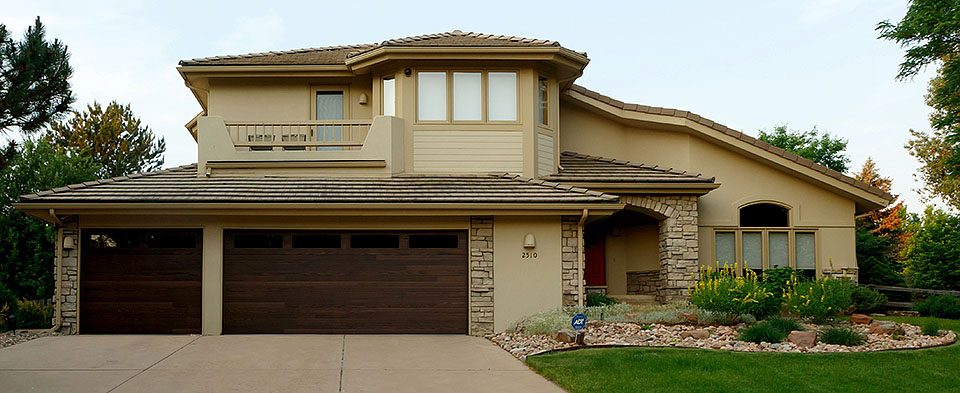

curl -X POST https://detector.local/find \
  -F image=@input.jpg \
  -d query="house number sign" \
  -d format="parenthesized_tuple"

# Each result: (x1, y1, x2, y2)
(521, 251, 538, 259)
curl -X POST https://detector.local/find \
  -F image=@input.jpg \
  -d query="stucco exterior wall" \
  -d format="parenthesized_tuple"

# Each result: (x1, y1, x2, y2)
(206, 77, 373, 122)
(560, 101, 858, 274)
(604, 224, 658, 295)
(492, 215, 562, 332)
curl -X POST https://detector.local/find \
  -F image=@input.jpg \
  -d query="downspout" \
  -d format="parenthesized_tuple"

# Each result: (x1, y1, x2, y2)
(48, 209, 63, 332)
(577, 209, 588, 307)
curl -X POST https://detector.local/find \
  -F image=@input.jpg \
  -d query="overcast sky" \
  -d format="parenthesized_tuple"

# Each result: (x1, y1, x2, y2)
(7, 0, 940, 212)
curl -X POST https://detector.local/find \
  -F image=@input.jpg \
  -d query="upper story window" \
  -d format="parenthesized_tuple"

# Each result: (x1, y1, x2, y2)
(538, 76, 549, 126)
(382, 77, 396, 116)
(416, 71, 517, 122)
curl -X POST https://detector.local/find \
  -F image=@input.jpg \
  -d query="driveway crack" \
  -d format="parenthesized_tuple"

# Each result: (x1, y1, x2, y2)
(106, 335, 200, 393)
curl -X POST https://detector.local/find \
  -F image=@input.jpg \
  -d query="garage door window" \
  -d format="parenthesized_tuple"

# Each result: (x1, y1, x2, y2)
(147, 233, 198, 248)
(409, 234, 459, 248)
(233, 234, 283, 248)
(350, 234, 400, 248)
(89, 232, 141, 249)
(292, 234, 341, 248)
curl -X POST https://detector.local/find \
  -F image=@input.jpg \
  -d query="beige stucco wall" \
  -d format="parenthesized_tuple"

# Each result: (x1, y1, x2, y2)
(492, 215, 562, 332)
(560, 101, 858, 274)
(207, 77, 373, 122)
(604, 224, 659, 295)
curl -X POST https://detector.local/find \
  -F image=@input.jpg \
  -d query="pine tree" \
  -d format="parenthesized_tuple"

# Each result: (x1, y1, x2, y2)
(0, 17, 74, 134)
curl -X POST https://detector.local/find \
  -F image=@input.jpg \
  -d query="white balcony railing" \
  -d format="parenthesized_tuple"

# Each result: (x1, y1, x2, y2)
(224, 120, 372, 151)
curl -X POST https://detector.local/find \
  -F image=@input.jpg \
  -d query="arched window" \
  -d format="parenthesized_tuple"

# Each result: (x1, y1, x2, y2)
(714, 202, 817, 279)
(739, 203, 789, 227)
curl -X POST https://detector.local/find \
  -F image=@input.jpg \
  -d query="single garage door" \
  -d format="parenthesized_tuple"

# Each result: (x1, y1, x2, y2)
(223, 230, 468, 334)
(80, 229, 202, 334)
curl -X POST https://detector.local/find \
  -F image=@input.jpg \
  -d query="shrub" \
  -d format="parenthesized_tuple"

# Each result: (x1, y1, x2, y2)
(689, 264, 773, 323)
(921, 320, 942, 336)
(819, 327, 865, 346)
(586, 292, 618, 307)
(739, 321, 788, 344)
(914, 295, 960, 319)
(509, 303, 635, 335)
(13, 299, 53, 329)
(763, 267, 803, 297)
(0, 303, 10, 332)
(784, 278, 854, 323)
(765, 316, 803, 333)
(851, 285, 888, 314)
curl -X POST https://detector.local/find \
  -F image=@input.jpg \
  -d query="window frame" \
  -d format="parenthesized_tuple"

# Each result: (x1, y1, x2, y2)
(537, 75, 549, 127)
(414, 69, 521, 125)
(381, 76, 396, 117)
(712, 228, 820, 277)
(309, 85, 350, 121)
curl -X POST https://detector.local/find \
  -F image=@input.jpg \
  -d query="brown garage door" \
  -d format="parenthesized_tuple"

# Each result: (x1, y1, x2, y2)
(223, 230, 467, 334)
(80, 229, 202, 334)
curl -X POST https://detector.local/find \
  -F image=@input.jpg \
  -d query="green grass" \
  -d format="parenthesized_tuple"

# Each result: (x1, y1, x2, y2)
(526, 317, 960, 393)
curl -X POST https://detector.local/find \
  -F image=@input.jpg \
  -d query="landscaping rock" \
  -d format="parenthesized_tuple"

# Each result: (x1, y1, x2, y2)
(556, 329, 577, 343)
(889, 310, 920, 317)
(678, 312, 698, 324)
(625, 313, 637, 321)
(681, 329, 710, 339)
(788, 330, 817, 348)
(869, 321, 904, 335)
(850, 314, 873, 325)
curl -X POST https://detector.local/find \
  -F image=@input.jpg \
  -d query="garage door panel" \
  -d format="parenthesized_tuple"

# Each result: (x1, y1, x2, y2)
(223, 230, 468, 334)
(80, 229, 202, 334)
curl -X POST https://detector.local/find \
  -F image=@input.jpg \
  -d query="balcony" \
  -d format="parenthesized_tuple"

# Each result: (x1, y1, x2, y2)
(197, 116, 404, 177)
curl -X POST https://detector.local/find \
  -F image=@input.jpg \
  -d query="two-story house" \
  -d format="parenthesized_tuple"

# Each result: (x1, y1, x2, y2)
(15, 31, 892, 336)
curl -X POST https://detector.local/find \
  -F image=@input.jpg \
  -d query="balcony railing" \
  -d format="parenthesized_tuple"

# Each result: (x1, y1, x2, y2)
(224, 120, 372, 151)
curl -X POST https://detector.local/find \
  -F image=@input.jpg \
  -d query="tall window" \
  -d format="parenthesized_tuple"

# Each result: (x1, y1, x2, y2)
(382, 77, 395, 116)
(453, 72, 482, 121)
(712, 202, 817, 278)
(538, 76, 549, 126)
(488, 72, 517, 121)
(417, 72, 446, 121)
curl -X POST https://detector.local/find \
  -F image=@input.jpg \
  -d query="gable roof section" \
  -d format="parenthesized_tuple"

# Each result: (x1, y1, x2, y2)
(16, 164, 620, 206)
(545, 151, 716, 184)
(179, 31, 567, 66)
(564, 84, 893, 212)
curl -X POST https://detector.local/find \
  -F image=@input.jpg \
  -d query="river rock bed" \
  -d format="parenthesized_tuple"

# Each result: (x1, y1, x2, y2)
(489, 321, 957, 360)
(0, 330, 56, 349)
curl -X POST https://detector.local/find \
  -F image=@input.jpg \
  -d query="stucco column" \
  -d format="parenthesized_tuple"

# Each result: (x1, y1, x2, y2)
(201, 225, 223, 335)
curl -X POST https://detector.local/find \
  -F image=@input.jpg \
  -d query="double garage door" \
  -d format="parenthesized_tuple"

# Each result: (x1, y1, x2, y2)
(80, 229, 468, 334)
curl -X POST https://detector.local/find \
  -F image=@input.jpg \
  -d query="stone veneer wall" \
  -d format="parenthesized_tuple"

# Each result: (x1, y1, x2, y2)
(561, 216, 582, 307)
(619, 195, 700, 304)
(822, 267, 859, 283)
(626, 270, 659, 295)
(469, 216, 494, 336)
(57, 219, 79, 334)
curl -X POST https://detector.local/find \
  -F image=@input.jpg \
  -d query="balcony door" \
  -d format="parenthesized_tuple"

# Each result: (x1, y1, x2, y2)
(316, 91, 344, 150)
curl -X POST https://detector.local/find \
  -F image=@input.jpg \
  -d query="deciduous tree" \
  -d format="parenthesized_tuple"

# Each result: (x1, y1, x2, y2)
(47, 101, 165, 178)
(758, 125, 850, 173)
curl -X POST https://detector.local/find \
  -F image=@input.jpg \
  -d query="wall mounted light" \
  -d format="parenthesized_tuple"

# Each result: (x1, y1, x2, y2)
(404, 68, 412, 76)
(523, 233, 536, 249)
(358, 93, 368, 105)
(63, 236, 75, 249)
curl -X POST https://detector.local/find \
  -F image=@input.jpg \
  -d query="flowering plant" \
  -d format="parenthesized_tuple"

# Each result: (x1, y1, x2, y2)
(783, 277, 854, 323)
(689, 264, 773, 323)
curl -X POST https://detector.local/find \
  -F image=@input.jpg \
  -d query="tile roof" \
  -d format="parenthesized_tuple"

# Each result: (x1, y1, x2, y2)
(567, 85, 894, 201)
(542, 152, 716, 184)
(179, 30, 569, 66)
(17, 165, 620, 205)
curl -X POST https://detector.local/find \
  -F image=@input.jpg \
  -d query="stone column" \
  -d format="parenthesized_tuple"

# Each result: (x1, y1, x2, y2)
(561, 216, 581, 307)
(656, 195, 700, 303)
(469, 217, 494, 336)
(57, 219, 80, 334)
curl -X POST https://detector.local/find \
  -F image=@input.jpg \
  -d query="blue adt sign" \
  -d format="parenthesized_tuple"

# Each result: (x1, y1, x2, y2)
(571, 313, 586, 331)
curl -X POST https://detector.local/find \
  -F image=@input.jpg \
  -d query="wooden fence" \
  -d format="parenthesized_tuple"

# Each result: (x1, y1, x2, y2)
(865, 284, 960, 308)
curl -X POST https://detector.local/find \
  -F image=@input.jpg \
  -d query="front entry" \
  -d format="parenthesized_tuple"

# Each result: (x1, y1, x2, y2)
(584, 233, 606, 286)
(222, 230, 468, 334)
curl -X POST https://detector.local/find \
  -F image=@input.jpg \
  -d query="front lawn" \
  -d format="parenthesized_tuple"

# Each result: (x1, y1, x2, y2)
(526, 317, 960, 393)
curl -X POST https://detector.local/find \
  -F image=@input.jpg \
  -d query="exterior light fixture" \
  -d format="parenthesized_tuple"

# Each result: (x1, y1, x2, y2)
(63, 236, 75, 249)
(523, 233, 536, 249)
(404, 68, 412, 76)
(358, 93, 368, 105)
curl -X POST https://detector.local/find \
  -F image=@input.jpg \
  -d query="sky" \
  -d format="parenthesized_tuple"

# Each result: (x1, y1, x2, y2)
(6, 0, 940, 212)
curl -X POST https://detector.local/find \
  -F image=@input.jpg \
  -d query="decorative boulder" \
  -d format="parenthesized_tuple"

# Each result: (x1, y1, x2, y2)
(678, 312, 698, 324)
(787, 330, 817, 348)
(869, 321, 904, 335)
(850, 314, 873, 325)
(680, 329, 710, 339)
(556, 329, 577, 343)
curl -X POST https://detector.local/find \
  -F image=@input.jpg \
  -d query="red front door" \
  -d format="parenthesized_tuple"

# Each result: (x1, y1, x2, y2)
(584, 234, 606, 286)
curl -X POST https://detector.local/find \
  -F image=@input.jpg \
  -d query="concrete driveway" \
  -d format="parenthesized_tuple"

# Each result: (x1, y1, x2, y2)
(0, 335, 564, 393)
